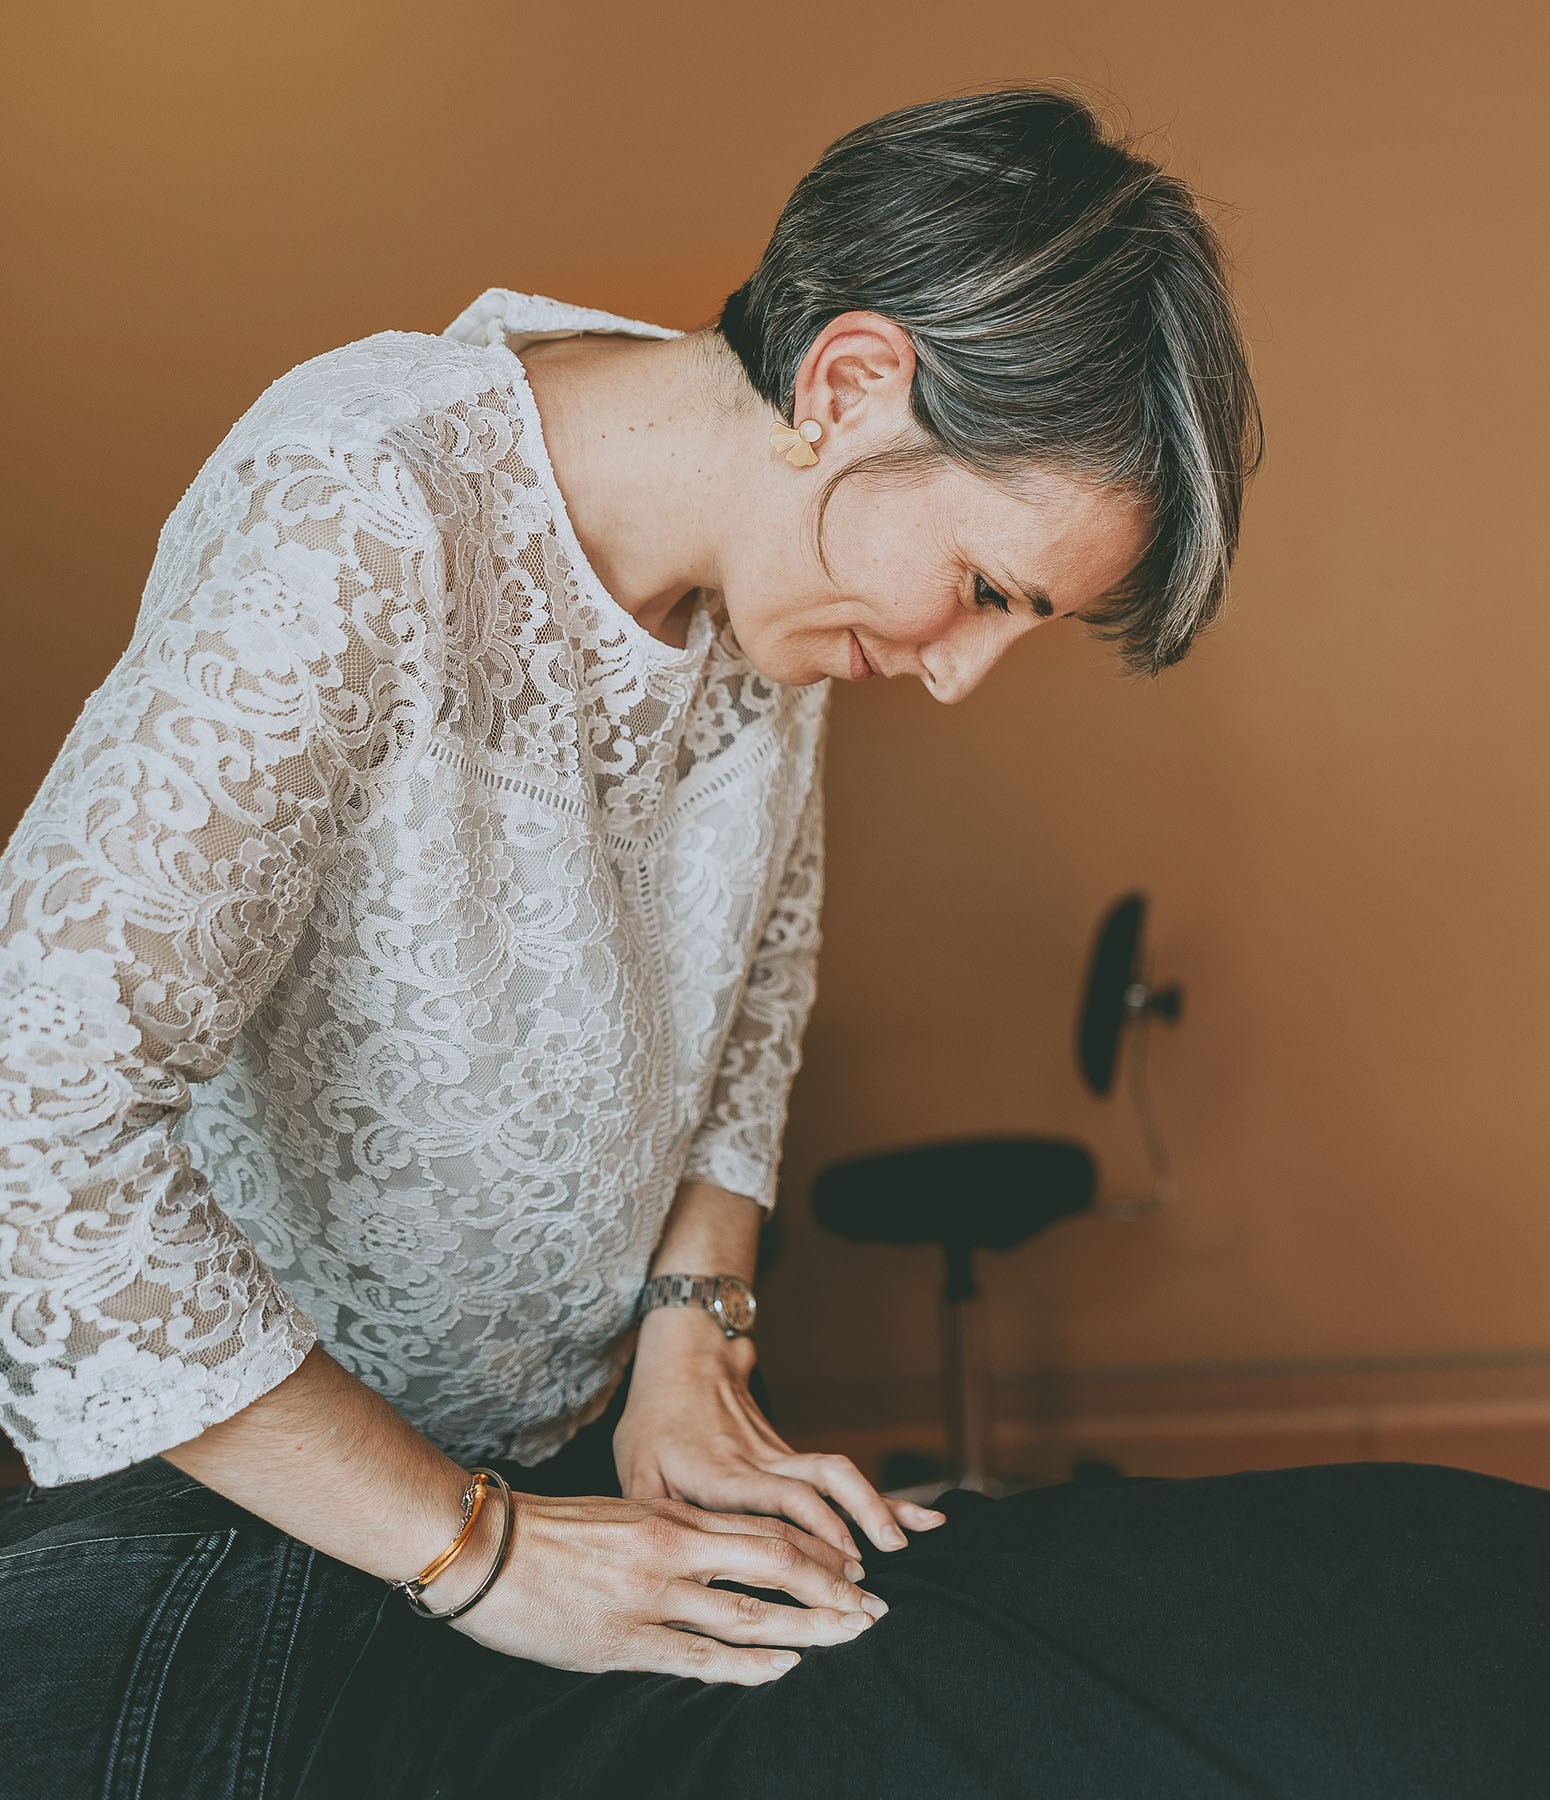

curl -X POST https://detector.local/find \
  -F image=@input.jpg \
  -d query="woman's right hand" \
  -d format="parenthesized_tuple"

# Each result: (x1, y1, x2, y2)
(443, 1489, 890, 1684)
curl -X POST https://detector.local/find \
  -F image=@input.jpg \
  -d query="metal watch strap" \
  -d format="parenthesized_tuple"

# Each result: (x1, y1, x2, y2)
(640, 1273, 721, 1313)
(637, 1272, 755, 1337)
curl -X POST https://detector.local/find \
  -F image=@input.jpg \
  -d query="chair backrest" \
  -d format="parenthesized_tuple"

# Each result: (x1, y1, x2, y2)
(1075, 892, 1147, 1096)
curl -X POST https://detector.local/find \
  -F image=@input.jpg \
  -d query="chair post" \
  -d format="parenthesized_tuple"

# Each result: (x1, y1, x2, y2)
(941, 1239, 992, 1488)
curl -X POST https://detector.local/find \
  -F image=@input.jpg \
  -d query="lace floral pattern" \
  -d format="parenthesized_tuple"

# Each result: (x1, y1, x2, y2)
(0, 290, 829, 1486)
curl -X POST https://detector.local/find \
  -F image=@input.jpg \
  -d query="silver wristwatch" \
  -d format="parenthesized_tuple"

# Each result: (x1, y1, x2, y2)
(636, 1272, 758, 1339)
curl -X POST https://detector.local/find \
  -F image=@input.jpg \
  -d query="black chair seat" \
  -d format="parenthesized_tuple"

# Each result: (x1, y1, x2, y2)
(812, 1136, 1097, 1252)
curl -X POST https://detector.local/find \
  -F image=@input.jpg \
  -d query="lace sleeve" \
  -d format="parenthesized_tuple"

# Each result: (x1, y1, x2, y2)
(679, 714, 828, 1214)
(0, 427, 445, 1486)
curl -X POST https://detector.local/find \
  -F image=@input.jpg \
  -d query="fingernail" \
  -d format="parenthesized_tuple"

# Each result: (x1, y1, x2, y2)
(841, 1610, 873, 1631)
(844, 1559, 866, 1582)
(770, 1651, 800, 1670)
(921, 1509, 947, 1523)
(860, 1592, 889, 1618)
(885, 1530, 907, 1549)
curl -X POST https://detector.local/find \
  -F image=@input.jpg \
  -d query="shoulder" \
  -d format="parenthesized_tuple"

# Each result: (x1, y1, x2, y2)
(159, 328, 525, 584)
(223, 327, 511, 454)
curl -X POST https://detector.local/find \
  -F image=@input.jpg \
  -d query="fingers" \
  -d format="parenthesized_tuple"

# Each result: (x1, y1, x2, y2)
(729, 1470, 868, 1562)
(660, 1504, 883, 1617)
(664, 1575, 881, 1651)
(679, 1499, 864, 1581)
(742, 1417, 921, 1545)
(779, 1452, 943, 1554)
(889, 1497, 949, 1535)
(629, 1624, 805, 1687)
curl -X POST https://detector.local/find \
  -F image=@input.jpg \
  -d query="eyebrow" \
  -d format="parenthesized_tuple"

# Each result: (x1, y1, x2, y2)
(996, 566, 1057, 619)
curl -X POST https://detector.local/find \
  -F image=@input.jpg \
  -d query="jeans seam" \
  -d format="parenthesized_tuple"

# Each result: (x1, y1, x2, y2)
(102, 1527, 237, 1800)
(155, 1481, 212, 1502)
(289, 1586, 395, 1798)
(0, 1530, 214, 1568)
(257, 1547, 314, 1800)
(234, 1537, 315, 1800)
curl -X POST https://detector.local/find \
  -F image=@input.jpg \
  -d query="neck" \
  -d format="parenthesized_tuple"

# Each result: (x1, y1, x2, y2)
(514, 328, 757, 646)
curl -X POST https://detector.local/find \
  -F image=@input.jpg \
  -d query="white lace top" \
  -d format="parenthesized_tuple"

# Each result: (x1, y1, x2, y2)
(0, 288, 830, 1488)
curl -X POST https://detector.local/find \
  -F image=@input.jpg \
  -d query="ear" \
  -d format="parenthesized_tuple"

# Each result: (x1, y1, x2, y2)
(793, 311, 916, 439)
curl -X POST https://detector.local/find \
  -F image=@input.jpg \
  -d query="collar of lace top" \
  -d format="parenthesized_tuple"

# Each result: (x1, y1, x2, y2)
(442, 288, 719, 671)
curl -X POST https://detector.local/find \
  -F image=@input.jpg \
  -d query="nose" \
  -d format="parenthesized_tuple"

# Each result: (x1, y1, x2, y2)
(918, 617, 1023, 704)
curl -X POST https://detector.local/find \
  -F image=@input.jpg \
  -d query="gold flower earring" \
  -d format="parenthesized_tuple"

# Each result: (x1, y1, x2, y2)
(770, 417, 823, 467)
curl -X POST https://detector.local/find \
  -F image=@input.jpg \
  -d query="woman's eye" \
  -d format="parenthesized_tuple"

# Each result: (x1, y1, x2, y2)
(973, 575, 1013, 615)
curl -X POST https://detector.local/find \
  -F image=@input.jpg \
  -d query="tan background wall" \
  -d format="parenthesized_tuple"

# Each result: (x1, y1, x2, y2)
(5, 3, 1548, 1460)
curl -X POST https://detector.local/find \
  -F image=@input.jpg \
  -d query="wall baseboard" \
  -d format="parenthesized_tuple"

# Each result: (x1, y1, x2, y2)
(775, 1355, 1550, 1490)
(8, 1356, 1548, 1493)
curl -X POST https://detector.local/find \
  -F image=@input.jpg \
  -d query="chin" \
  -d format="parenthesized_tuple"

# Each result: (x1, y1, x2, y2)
(720, 602, 833, 687)
(731, 634, 818, 687)
(751, 657, 823, 688)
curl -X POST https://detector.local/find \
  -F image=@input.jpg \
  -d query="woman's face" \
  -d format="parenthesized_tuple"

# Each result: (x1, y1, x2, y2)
(719, 313, 1153, 702)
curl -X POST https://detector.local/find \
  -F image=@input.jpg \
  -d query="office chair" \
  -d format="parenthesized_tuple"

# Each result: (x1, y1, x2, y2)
(810, 892, 1183, 1502)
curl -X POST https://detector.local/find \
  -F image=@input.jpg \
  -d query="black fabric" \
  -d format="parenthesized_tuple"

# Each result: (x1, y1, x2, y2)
(3, 1359, 1548, 1799)
(298, 1370, 1550, 1799)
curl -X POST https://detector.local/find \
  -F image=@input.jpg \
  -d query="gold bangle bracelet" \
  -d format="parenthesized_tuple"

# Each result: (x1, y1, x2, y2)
(389, 1469, 488, 1597)
(394, 1468, 517, 1623)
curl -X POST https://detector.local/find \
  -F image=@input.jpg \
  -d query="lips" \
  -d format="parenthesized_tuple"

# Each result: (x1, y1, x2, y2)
(849, 630, 877, 681)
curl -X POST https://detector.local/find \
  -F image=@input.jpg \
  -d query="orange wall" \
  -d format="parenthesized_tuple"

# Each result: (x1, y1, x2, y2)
(5, 3, 1547, 1407)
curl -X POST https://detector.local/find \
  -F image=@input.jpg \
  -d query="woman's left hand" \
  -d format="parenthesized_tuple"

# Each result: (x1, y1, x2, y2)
(612, 1309, 947, 1562)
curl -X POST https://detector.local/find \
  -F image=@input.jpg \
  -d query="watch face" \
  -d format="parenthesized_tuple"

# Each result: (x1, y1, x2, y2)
(713, 1277, 757, 1333)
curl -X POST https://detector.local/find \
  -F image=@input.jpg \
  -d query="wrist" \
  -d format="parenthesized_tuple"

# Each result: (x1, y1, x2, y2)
(395, 1466, 515, 1614)
(639, 1270, 757, 1339)
(634, 1301, 759, 1380)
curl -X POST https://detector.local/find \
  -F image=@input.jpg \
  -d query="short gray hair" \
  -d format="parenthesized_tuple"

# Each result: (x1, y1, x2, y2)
(714, 85, 1264, 677)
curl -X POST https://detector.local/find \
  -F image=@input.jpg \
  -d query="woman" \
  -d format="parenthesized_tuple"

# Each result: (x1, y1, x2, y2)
(2, 85, 1546, 1799)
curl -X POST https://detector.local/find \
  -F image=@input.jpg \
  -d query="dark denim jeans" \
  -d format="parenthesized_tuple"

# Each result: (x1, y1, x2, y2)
(0, 1355, 772, 1800)
(3, 1363, 1549, 1799)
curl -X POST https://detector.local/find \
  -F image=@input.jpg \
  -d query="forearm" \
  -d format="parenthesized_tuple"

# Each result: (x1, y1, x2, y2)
(158, 1341, 504, 1611)
(161, 1183, 766, 1585)
(647, 1177, 762, 1284)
